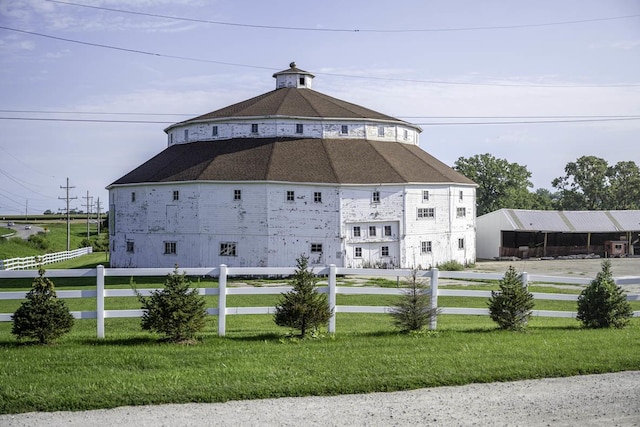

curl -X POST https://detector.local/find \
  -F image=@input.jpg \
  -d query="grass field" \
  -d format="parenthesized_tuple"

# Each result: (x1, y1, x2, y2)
(0, 222, 101, 260)
(1, 255, 639, 415)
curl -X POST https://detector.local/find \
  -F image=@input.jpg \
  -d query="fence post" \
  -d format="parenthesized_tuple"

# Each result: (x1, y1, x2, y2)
(521, 272, 529, 289)
(430, 267, 439, 330)
(218, 264, 227, 337)
(328, 264, 336, 334)
(96, 265, 105, 339)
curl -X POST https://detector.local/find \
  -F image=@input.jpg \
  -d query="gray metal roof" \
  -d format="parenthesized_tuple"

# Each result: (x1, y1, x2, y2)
(498, 209, 640, 232)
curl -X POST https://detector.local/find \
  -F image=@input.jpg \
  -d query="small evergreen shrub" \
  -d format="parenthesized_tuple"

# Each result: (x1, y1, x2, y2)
(577, 260, 632, 329)
(274, 255, 333, 338)
(12, 267, 74, 344)
(136, 266, 207, 342)
(390, 270, 438, 333)
(436, 260, 464, 271)
(488, 266, 534, 331)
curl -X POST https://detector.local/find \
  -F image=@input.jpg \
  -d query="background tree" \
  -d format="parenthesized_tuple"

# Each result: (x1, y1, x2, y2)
(390, 270, 438, 333)
(606, 161, 640, 210)
(552, 155, 609, 210)
(577, 260, 632, 329)
(12, 267, 74, 344)
(274, 255, 332, 338)
(454, 153, 536, 216)
(136, 267, 207, 342)
(487, 266, 534, 331)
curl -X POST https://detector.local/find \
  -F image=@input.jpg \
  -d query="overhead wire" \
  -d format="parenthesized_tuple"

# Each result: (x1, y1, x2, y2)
(0, 114, 639, 126)
(1, 25, 638, 88)
(46, 0, 640, 33)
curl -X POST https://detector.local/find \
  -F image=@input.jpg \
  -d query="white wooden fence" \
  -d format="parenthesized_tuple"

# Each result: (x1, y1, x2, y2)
(1, 265, 639, 338)
(0, 247, 93, 271)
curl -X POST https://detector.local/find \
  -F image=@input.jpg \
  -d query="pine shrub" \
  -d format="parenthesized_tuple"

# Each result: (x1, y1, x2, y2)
(390, 270, 437, 333)
(488, 266, 534, 331)
(12, 267, 74, 344)
(274, 255, 333, 338)
(436, 260, 464, 271)
(577, 260, 632, 329)
(136, 266, 207, 342)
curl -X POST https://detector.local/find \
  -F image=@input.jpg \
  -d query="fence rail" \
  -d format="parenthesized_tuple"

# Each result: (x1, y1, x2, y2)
(1, 265, 639, 338)
(0, 247, 93, 271)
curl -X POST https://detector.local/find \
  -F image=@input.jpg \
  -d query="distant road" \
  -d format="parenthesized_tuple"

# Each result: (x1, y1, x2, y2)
(4, 224, 44, 240)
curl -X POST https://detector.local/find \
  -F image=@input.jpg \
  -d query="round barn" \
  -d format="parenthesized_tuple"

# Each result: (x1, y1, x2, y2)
(107, 64, 476, 268)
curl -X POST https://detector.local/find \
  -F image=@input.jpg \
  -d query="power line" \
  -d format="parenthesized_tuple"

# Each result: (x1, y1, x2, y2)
(413, 117, 640, 126)
(0, 109, 192, 117)
(2, 110, 639, 120)
(1, 115, 639, 126)
(47, 0, 640, 33)
(1, 25, 638, 89)
(0, 117, 172, 124)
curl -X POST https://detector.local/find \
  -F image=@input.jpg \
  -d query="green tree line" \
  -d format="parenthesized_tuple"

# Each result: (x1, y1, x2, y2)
(454, 154, 640, 216)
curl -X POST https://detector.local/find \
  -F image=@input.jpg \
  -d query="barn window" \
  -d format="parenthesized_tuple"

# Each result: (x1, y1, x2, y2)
(372, 191, 380, 203)
(184, 129, 189, 141)
(296, 123, 304, 134)
(355, 247, 362, 258)
(457, 207, 466, 218)
(459, 190, 464, 201)
(311, 243, 323, 253)
(421, 241, 432, 253)
(381, 246, 389, 257)
(172, 190, 179, 201)
(126, 241, 134, 253)
(299, 76, 305, 85)
(220, 242, 237, 256)
(377, 126, 384, 137)
(353, 226, 361, 237)
(384, 225, 392, 236)
(234, 189, 242, 201)
(369, 226, 376, 237)
(251, 123, 259, 133)
(212, 126, 218, 137)
(458, 238, 465, 250)
(422, 190, 429, 201)
(340, 125, 348, 135)
(164, 241, 176, 254)
(314, 192, 322, 203)
(131, 192, 136, 203)
(404, 129, 408, 139)
(286, 190, 295, 202)
(417, 208, 435, 218)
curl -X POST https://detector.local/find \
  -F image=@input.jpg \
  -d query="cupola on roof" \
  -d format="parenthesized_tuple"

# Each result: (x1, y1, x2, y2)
(273, 62, 315, 89)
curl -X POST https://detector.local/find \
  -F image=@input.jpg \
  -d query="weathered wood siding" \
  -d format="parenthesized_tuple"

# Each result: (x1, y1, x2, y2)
(110, 182, 475, 269)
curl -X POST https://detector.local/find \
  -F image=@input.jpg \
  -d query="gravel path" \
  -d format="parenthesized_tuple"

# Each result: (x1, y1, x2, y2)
(3, 371, 639, 426)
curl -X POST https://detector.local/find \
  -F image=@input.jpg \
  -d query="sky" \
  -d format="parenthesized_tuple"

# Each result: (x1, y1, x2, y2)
(0, 0, 639, 216)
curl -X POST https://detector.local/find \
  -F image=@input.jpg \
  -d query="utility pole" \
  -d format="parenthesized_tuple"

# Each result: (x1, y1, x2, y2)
(95, 197, 102, 235)
(82, 191, 93, 240)
(59, 178, 77, 252)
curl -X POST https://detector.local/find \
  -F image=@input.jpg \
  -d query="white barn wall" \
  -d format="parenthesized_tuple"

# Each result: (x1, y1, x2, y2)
(111, 182, 476, 269)
(168, 120, 420, 146)
(476, 210, 507, 260)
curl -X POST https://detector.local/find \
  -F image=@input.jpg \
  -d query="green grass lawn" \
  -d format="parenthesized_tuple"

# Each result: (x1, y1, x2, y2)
(0, 223, 101, 260)
(0, 314, 638, 414)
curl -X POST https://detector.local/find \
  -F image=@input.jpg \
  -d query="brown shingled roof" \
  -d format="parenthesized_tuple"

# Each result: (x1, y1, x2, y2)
(173, 88, 405, 125)
(110, 138, 475, 186)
